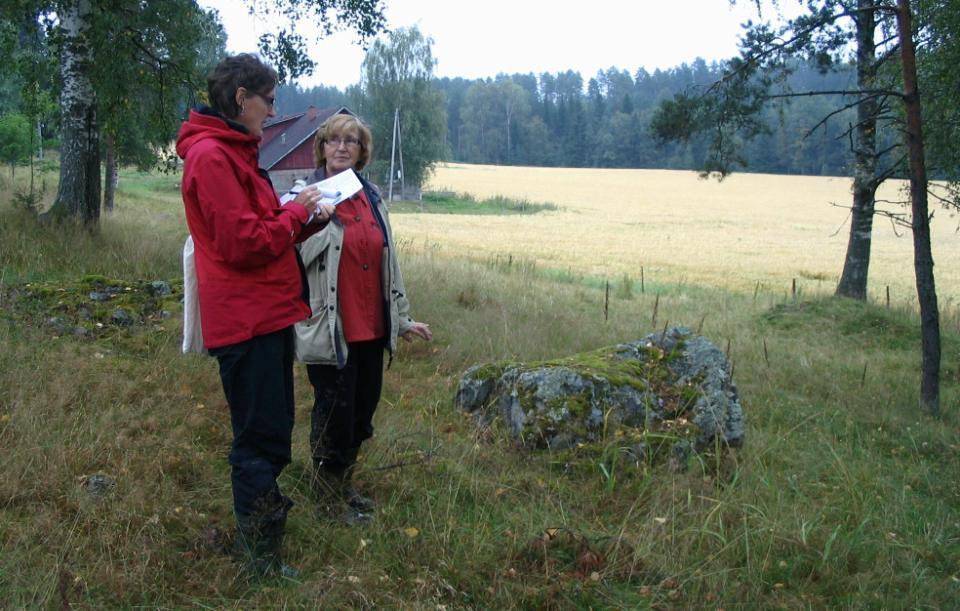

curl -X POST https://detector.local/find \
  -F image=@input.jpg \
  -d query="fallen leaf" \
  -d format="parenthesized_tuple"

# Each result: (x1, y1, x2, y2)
(654, 517, 667, 525)
(404, 527, 420, 538)
(495, 487, 507, 498)
(544, 528, 559, 539)
(347, 575, 360, 583)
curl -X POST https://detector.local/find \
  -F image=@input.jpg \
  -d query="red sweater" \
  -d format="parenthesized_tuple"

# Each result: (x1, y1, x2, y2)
(335, 189, 386, 342)
(176, 109, 316, 349)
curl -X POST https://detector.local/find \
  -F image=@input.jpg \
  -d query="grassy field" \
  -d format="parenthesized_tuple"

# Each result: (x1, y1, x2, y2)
(415, 163, 960, 312)
(0, 163, 958, 608)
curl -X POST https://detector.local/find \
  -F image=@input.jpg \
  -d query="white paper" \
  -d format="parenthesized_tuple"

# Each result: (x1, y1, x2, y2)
(279, 171, 363, 205)
(279, 170, 364, 223)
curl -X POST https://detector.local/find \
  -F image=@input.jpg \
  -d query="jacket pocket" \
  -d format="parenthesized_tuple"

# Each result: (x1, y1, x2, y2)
(307, 252, 330, 315)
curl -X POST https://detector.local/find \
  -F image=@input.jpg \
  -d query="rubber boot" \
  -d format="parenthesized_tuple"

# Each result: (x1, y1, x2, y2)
(312, 458, 373, 525)
(233, 496, 301, 579)
(340, 447, 375, 513)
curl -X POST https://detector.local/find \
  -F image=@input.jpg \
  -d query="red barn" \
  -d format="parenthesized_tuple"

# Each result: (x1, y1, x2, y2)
(259, 106, 354, 192)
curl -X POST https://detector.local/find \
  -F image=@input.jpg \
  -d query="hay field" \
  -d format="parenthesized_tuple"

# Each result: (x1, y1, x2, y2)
(403, 163, 960, 306)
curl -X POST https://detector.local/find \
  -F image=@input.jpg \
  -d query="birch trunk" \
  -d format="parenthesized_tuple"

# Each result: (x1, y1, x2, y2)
(836, 0, 880, 300)
(46, 0, 100, 225)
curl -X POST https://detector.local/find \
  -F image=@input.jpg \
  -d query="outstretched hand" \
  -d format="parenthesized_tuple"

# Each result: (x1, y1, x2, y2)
(401, 321, 432, 342)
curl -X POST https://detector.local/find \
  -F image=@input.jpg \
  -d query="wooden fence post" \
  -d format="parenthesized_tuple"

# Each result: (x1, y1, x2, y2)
(604, 280, 610, 321)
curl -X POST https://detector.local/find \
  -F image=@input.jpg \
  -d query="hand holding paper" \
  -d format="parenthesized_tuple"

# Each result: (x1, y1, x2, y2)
(279, 170, 364, 223)
(306, 169, 363, 206)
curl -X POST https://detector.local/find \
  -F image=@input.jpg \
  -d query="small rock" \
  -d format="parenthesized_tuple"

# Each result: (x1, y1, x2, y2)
(149, 281, 172, 296)
(46, 317, 69, 333)
(668, 441, 692, 473)
(73, 326, 89, 337)
(85, 473, 116, 498)
(111, 309, 135, 326)
(89, 291, 112, 302)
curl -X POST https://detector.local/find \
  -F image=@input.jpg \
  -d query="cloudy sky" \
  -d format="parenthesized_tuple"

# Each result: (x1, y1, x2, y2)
(200, 0, 801, 90)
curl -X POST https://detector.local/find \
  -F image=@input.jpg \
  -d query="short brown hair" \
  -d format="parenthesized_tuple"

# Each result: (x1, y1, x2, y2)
(206, 53, 278, 119)
(313, 113, 373, 171)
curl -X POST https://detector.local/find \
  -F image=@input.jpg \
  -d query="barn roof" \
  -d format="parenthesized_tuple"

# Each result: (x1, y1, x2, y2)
(259, 106, 354, 170)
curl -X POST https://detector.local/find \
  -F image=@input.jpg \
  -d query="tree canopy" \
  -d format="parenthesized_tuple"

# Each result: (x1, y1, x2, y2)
(0, 0, 388, 225)
(355, 26, 447, 192)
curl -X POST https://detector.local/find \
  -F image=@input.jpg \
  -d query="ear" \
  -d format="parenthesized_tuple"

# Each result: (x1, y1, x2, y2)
(235, 87, 247, 107)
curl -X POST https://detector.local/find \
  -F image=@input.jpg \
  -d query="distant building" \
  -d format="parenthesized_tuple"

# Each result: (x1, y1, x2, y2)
(259, 105, 354, 192)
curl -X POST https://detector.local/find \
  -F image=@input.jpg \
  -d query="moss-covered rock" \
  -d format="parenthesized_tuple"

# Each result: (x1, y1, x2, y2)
(455, 327, 745, 458)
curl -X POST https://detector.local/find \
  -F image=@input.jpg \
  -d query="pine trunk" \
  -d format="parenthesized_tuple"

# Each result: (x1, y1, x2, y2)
(896, 0, 940, 416)
(45, 0, 100, 226)
(104, 135, 118, 213)
(836, 0, 879, 300)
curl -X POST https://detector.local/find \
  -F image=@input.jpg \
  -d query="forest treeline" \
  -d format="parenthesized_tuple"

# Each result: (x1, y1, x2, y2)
(277, 58, 862, 177)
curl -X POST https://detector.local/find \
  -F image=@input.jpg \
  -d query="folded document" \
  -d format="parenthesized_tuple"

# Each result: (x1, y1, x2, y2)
(279, 169, 363, 207)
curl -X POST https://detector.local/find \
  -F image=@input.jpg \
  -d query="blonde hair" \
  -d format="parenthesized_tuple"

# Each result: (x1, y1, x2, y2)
(313, 113, 373, 170)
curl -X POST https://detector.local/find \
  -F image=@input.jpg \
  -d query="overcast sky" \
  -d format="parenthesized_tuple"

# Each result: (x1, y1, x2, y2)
(200, 0, 800, 90)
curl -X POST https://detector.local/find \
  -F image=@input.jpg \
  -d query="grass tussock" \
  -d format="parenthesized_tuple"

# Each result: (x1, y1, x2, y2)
(390, 190, 559, 215)
(1, 168, 959, 607)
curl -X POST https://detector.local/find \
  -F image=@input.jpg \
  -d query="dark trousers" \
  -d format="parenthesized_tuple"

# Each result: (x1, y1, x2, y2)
(306, 339, 385, 473)
(210, 327, 296, 519)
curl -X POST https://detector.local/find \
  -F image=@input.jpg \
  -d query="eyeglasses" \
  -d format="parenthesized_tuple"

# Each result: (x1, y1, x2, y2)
(325, 136, 360, 148)
(253, 92, 275, 109)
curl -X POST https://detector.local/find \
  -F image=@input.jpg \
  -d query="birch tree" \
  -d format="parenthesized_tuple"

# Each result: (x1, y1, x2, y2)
(652, 0, 957, 414)
(46, 0, 99, 224)
(3, 0, 387, 226)
(358, 26, 447, 191)
(652, 0, 901, 301)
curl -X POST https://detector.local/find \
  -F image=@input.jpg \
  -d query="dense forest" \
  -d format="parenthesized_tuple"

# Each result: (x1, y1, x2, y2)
(277, 59, 863, 177)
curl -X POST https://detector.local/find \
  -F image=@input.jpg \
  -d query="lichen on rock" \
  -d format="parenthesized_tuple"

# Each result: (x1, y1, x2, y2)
(455, 327, 745, 459)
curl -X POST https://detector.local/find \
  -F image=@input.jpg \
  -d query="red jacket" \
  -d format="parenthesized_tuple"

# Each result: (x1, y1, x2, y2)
(176, 109, 315, 349)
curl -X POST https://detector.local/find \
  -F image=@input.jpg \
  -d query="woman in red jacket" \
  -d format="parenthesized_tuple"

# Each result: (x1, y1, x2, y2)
(176, 53, 332, 578)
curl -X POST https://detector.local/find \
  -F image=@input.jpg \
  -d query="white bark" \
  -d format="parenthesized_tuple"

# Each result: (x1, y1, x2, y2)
(50, 0, 100, 224)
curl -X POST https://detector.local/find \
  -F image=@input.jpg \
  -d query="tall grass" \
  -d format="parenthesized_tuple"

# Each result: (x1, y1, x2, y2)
(0, 169, 958, 607)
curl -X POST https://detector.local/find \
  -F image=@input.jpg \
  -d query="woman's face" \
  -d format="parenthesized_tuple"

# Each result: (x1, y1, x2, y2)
(235, 87, 276, 138)
(323, 129, 362, 175)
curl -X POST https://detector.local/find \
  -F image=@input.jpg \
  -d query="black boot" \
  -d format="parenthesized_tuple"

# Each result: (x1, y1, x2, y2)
(233, 496, 301, 579)
(340, 447, 376, 513)
(312, 458, 374, 525)
(341, 465, 376, 512)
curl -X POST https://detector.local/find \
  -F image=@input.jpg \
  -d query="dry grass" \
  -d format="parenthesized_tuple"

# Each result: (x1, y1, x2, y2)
(1, 163, 959, 608)
(411, 163, 960, 306)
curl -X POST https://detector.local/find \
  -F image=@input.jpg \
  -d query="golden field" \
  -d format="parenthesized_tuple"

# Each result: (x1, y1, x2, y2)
(405, 163, 960, 307)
